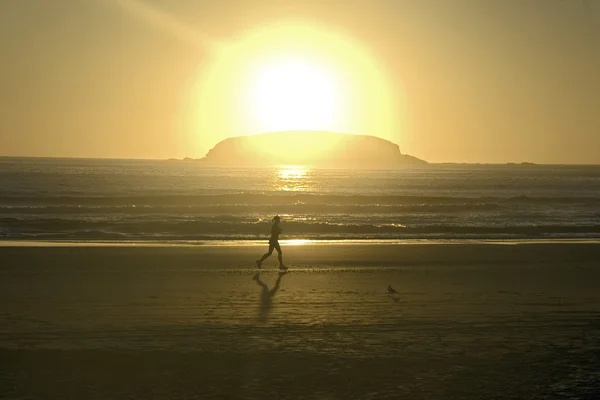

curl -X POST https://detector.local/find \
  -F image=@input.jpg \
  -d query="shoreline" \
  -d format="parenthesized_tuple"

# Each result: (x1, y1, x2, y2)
(1, 237, 600, 247)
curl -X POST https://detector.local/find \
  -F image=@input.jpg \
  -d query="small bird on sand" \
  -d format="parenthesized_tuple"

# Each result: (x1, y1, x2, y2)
(387, 285, 398, 294)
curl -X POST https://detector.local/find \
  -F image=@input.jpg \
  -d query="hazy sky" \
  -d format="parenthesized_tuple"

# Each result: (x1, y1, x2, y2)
(1, 0, 599, 163)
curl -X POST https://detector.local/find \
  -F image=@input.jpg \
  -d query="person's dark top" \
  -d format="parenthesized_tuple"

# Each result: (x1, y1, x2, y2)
(270, 223, 281, 241)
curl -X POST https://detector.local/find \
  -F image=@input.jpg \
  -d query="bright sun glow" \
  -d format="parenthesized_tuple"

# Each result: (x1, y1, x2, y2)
(189, 22, 402, 156)
(248, 58, 341, 132)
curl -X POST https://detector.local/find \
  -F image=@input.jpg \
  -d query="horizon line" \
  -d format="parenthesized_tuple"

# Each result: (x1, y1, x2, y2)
(0, 155, 599, 166)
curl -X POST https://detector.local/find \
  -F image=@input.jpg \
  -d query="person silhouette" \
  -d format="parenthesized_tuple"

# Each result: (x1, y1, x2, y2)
(256, 215, 287, 270)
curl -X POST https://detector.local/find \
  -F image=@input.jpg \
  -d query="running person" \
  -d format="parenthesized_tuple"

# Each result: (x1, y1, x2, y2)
(256, 215, 287, 270)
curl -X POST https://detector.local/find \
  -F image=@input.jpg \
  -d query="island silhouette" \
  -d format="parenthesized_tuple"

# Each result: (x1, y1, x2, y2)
(185, 131, 427, 167)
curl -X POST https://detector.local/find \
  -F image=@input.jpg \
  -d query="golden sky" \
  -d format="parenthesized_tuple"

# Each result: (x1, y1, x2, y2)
(1, 0, 599, 163)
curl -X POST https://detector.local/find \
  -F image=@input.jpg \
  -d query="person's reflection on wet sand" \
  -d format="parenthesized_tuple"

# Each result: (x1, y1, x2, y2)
(253, 271, 287, 323)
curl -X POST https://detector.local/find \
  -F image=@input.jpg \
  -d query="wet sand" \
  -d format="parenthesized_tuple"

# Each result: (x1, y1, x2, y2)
(1, 242, 600, 399)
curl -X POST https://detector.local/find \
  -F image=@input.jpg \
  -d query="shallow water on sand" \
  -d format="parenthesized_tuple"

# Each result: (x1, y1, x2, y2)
(1, 248, 599, 399)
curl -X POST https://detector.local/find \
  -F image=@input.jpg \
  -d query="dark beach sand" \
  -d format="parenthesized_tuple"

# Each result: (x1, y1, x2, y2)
(1, 242, 600, 399)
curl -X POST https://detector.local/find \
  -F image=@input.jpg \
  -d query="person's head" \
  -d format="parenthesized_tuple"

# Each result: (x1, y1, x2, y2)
(273, 215, 281, 223)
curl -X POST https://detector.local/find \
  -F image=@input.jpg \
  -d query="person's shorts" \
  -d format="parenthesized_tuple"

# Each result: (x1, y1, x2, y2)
(268, 240, 282, 253)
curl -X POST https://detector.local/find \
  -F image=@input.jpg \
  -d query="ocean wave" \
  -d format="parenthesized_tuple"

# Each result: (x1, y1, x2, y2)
(1, 193, 599, 207)
(0, 203, 509, 215)
(2, 217, 599, 241)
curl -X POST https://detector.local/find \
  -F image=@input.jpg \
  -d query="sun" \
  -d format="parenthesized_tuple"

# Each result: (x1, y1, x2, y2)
(247, 57, 341, 132)
(188, 22, 401, 156)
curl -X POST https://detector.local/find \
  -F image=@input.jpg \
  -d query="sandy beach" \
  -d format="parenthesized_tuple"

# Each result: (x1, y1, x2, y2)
(2, 241, 600, 399)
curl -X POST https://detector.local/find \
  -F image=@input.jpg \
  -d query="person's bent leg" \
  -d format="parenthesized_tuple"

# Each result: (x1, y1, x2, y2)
(259, 250, 272, 262)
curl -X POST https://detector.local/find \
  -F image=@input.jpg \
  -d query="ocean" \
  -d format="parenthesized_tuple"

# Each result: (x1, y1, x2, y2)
(1, 157, 599, 241)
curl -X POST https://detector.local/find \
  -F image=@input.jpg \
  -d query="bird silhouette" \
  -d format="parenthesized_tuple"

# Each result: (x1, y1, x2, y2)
(387, 285, 398, 294)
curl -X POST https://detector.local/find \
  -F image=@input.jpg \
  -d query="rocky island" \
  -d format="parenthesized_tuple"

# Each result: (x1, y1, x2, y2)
(190, 131, 426, 167)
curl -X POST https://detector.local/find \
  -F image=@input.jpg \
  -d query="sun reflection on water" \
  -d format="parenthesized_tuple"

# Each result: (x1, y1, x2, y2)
(275, 165, 311, 191)
(278, 165, 307, 179)
(282, 239, 312, 246)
